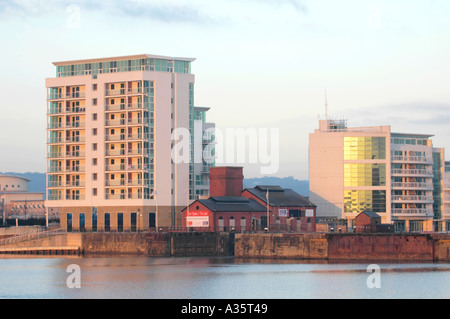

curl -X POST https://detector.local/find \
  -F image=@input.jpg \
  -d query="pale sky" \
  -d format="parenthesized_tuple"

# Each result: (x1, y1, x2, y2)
(1, 0, 450, 180)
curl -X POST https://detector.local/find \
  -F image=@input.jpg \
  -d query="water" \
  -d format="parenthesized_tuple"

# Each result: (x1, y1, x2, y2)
(0, 256, 449, 299)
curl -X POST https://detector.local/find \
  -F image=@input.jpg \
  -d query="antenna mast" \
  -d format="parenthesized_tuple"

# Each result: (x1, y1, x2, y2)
(324, 87, 328, 119)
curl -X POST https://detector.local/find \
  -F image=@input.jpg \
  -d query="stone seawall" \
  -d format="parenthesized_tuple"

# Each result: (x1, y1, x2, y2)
(234, 233, 450, 261)
(81, 232, 233, 257)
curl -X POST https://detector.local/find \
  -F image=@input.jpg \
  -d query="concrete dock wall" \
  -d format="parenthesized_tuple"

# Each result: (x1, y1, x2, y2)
(81, 232, 233, 257)
(234, 233, 450, 261)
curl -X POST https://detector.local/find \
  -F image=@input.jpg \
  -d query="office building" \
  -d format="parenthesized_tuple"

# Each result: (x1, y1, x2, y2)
(309, 118, 448, 232)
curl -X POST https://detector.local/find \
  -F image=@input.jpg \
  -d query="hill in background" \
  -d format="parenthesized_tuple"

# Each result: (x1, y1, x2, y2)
(243, 176, 309, 196)
(0, 172, 310, 197)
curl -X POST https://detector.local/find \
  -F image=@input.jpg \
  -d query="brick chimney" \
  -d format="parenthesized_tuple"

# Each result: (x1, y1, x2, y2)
(209, 166, 243, 197)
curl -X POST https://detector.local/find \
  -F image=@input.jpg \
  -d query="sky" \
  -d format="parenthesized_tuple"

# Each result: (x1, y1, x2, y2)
(0, 0, 450, 180)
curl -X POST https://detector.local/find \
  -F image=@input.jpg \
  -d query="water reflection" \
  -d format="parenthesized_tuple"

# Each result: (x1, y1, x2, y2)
(0, 256, 448, 299)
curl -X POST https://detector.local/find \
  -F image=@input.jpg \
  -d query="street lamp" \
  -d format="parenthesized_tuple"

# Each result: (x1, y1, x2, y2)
(137, 208, 142, 233)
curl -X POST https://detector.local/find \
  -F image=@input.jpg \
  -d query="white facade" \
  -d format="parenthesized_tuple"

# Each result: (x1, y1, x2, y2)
(45, 54, 212, 230)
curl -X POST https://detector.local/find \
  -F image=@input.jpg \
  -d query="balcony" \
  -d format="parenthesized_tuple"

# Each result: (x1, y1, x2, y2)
(48, 122, 65, 129)
(65, 92, 85, 99)
(66, 136, 86, 143)
(66, 180, 85, 187)
(65, 166, 85, 173)
(391, 182, 434, 190)
(47, 194, 64, 201)
(391, 169, 434, 177)
(392, 208, 433, 217)
(105, 193, 143, 200)
(105, 119, 126, 126)
(105, 103, 145, 112)
(65, 121, 85, 128)
(47, 152, 64, 159)
(48, 166, 65, 173)
(66, 151, 85, 158)
(105, 88, 127, 96)
(65, 107, 86, 114)
(48, 137, 64, 144)
(105, 149, 126, 156)
(391, 155, 433, 164)
(105, 164, 126, 171)
(47, 181, 64, 188)
(391, 195, 433, 203)
(66, 194, 85, 200)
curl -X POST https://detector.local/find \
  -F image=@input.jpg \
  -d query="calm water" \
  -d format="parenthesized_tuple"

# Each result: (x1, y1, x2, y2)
(0, 256, 449, 299)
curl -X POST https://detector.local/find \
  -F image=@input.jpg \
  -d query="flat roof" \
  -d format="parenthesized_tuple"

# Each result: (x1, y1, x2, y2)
(391, 132, 434, 138)
(53, 54, 196, 66)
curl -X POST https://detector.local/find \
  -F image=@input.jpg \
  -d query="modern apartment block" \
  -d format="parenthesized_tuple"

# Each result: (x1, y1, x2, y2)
(309, 118, 449, 232)
(45, 54, 214, 232)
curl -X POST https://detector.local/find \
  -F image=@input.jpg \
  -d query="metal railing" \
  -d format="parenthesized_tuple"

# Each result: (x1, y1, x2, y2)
(0, 228, 66, 247)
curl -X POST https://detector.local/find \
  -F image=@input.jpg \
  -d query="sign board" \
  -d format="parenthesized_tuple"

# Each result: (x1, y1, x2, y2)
(186, 211, 210, 227)
(278, 209, 288, 217)
(305, 209, 314, 217)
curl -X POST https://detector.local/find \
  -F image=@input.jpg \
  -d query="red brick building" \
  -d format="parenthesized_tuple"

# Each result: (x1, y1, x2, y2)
(182, 167, 317, 232)
(182, 196, 267, 232)
(242, 185, 316, 232)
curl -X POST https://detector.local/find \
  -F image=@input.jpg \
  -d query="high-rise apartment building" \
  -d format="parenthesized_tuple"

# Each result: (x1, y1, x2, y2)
(45, 54, 214, 232)
(309, 118, 449, 232)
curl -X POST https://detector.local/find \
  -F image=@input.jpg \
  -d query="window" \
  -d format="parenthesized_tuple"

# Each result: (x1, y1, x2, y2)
(92, 143, 97, 151)
(93, 84, 97, 91)
(92, 188, 97, 196)
(92, 128, 97, 136)
(93, 158, 97, 166)
(92, 113, 97, 121)
(93, 98, 97, 106)
(92, 173, 97, 181)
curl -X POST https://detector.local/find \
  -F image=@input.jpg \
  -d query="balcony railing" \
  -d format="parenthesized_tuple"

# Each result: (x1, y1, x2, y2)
(66, 121, 85, 128)
(392, 208, 433, 216)
(66, 166, 85, 172)
(47, 181, 85, 188)
(66, 151, 85, 158)
(391, 195, 433, 202)
(105, 193, 143, 200)
(66, 136, 86, 143)
(47, 152, 64, 158)
(392, 155, 433, 164)
(105, 103, 146, 112)
(391, 169, 434, 176)
(391, 182, 434, 190)
(66, 194, 85, 200)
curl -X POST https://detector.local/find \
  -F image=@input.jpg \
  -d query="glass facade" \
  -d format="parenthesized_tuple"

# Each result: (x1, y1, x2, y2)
(344, 190, 386, 214)
(57, 58, 191, 78)
(344, 163, 386, 187)
(344, 137, 386, 160)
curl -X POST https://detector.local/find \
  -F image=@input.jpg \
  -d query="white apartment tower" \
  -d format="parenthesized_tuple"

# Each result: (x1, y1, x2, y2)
(309, 118, 448, 232)
(45, 54, 214, 232)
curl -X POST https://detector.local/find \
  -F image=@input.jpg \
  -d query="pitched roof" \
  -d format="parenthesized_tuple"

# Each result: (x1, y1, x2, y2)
(358, 211, 381, 218)
(243, 185, 316, 207)
(196, 196, 267, 213)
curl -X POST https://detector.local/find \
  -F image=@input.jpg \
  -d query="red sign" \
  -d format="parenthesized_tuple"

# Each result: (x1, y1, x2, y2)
(187, 211, 209, 217)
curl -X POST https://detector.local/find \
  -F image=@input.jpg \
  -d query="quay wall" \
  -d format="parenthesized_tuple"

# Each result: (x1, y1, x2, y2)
(3, 232, 450, 261)
(81, 232, 233, 257)
(234, 233, 450, 261)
